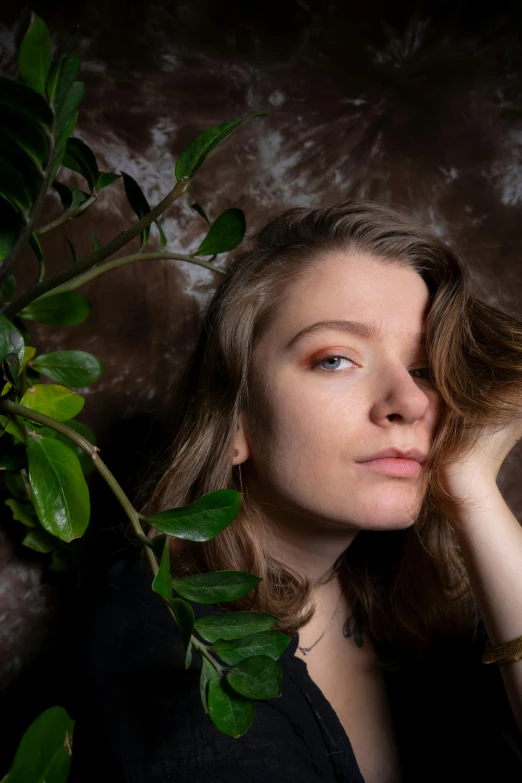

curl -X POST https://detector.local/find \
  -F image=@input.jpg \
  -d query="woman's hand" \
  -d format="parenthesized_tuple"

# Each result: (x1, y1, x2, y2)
(439, 409, 522, 513)
(434, 399, 522, 738)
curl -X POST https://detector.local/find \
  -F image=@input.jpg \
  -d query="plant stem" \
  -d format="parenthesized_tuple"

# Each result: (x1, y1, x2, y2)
(35, 192, 99, 236)
(0, 398, 223, 673)
(0, 132, 57, 287)
(1, 177, 190, 320)
(35, 251, 226, 300)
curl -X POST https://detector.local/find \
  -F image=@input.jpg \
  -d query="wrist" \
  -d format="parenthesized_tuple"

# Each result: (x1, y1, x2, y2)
(443, 482, 504, 529)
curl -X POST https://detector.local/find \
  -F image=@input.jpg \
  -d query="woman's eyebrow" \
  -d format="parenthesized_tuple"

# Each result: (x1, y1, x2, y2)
(284, 319, 426, 350)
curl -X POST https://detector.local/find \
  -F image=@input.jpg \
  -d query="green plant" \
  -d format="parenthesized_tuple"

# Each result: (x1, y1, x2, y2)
(0, 11, 287, 769)
(0, 706, 74, 783)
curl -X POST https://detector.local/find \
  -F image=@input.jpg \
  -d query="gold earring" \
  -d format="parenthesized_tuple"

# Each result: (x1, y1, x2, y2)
(238, 462, 244, 493)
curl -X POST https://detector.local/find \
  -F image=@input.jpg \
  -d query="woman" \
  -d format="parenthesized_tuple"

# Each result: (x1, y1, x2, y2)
(71, 200, 522, 782)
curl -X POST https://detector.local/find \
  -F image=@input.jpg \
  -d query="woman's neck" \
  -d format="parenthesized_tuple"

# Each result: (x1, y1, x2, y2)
(265, 520, 358, 586)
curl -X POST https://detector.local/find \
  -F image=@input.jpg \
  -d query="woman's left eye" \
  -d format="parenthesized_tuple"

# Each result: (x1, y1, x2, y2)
(310, 356, 433, 380)
(310, 355, 354, 373)
(410, 366, 433, 381)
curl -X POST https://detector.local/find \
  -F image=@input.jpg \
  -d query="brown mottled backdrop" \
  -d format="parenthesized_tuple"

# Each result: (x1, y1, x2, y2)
(1, 0, 522, 770)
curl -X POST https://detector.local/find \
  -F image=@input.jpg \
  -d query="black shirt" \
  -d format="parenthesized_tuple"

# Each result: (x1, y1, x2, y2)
(69, 553, 522, 782)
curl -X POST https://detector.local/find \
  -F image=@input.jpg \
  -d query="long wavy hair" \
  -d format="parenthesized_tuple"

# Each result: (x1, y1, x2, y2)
(138, 199, 522, 671)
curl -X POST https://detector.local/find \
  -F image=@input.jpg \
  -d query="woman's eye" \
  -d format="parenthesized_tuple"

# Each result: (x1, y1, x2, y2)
(310, 355, 355, 373)
(310, 356, 433, 380)
(410, 366, 433, 381)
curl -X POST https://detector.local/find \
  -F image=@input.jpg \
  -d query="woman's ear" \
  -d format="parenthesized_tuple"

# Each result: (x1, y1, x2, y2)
(232, 411, 251, 464)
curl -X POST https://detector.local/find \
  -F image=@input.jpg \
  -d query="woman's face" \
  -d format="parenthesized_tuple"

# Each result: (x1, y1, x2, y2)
(239, 251, 442, 539)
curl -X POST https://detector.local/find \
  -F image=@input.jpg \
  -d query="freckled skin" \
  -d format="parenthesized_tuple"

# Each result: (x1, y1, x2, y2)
(233, 252, 442, 579)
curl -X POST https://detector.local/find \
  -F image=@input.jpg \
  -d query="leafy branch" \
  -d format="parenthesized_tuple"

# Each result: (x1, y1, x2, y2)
(1, 176, 190, 318)
(0, 11, 281, 776)
(34, 251, 226, 300)
(0, 128, 55, 284)
(0, 397, 228, 674)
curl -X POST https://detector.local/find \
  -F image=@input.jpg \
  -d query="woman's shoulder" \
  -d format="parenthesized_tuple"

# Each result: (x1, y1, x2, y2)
(71, 552, 330, 783)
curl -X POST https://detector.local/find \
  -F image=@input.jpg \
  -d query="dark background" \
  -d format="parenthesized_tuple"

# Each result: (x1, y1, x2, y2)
(1, 0, 522, 772)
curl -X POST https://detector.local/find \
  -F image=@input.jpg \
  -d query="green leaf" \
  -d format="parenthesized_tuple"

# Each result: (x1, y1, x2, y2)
(53, 418, 97, 475)
(62, 137, 99, 192)
(70, 188, 90, 211)
(50, 51, 84, 180)
(5, 416, 27, 444)
(5, 705, 74, 783)
(152, 537, 172, 600)
(194, 209, 246, 256)
(19, 345, 37, 375)
(200, 656, 219, 714)
(213, 630, 291, 666)
(0, 158, 31, 214)
(22, 528, 56, 553)
(175, 113, 268, 181)
(194, 611, 278, 643)
(0, 313, 25, 378)
(0, 274, 16, 305)
(0, 104, 49, 165)
(53, 179, 72, 212)
(17, 13, 52, 98)
(147, 488, 242, 542)
(49, 110, 78, 183)
(96, 171, 120, 189)
(12, 317, 31, 347)
(207, 677, 255, 738)
(89, 227, 101, 253)
(5, 497, 37, 527)
(14, 163, 44, 205)
(121, 171, 151, 251)
(171, 597, 195, 669)
(0, 440, 27, 471)
(55, 81, 85, 139)
(147, 532, 167, 558)
(52, 181, 89, 212)
(191, 202, 211, 226)
(54, 55, 81, 118)
(46, 59, 61, 106)
(32, 350, 105, 387)
(19, 292, 92, 325)
(66, 237, 78, 264)
(0, 200, 25, 262)
(227, 655, 282, 700)
(29, 232, 45, 282)
(156, 219, 167, 248)
(171, 571, 261, 604)
(20, 384, 85, 420)
(0, 75, 54, 126)
(4, 470, 28, 499)
(26, 435, 90, 541)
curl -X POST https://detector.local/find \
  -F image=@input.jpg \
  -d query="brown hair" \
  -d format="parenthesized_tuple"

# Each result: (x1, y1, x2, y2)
(139, 199, 522, 671)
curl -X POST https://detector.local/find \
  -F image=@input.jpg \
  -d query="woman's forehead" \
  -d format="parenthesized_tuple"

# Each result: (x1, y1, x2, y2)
(265, 254, 430, 345)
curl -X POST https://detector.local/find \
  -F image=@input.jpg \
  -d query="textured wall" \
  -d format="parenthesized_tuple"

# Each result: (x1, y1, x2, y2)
(1, 0, 522, 765)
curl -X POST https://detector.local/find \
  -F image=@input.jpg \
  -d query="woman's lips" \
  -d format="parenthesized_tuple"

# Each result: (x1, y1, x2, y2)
(356, 457, 422, 477)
